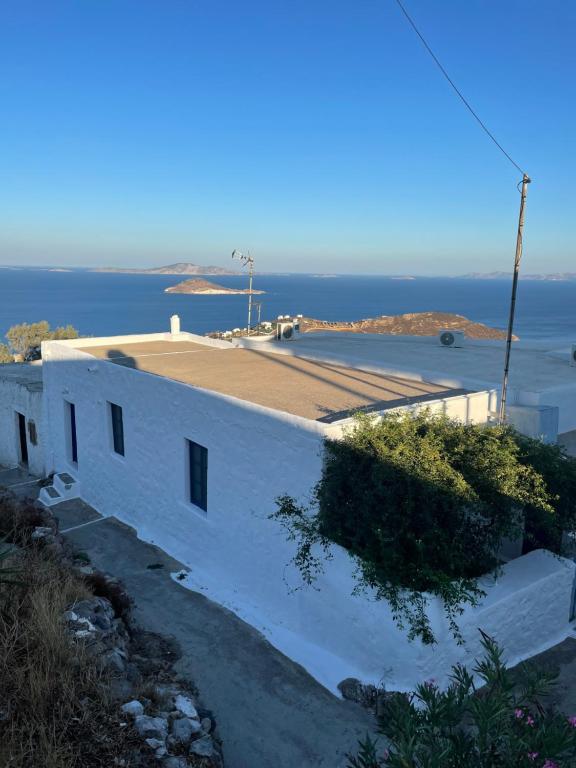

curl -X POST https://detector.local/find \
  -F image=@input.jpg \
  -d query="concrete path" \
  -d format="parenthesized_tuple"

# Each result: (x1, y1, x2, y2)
(50, 500, 375, 768)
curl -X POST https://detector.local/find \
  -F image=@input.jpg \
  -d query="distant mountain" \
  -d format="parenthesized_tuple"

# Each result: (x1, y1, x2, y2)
(461, 271, 576, 281)
(92, 262, 238, 276)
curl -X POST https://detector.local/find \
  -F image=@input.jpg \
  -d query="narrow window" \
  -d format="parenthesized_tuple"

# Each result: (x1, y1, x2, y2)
(188, 440, 208, 511)
(68, 402, 78, 464)
(109, 403, 125, 456)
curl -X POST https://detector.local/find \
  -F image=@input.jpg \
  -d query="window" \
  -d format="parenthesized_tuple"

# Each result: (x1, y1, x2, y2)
(67, 403, 78, 464)
(187, 440, 208, 511)
(109, 403, 125, 456)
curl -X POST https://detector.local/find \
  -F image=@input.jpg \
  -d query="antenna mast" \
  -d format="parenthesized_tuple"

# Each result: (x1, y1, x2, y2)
(232, 249, 255, 335)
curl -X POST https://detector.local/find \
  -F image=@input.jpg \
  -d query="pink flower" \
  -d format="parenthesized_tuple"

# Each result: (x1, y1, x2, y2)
(542, 761, 558, 768)
(568, 715, 576, 727)
(527, 754, 538, 762)
(382, 749, 390, 761)
(514, 708, 524, 719)
(525, 715, 535, 726)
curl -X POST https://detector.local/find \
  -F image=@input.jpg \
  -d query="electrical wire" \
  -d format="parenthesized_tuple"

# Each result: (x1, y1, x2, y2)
(393, 0, 527, 178)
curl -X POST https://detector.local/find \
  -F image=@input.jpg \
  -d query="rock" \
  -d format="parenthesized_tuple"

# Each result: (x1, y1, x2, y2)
(63, 610, 78, 622)
(200, 717, 212, 733)
(155, 745, 168, 758)
(163, 758, 189, 768)
(174, 694, 198, 719)
(100, 648, 127, 674)
(189, 735, 213, 758)
(134, 715, 168, 740)
(144, 737, 165, 750)
(31, 526, 53, 540)
(171, 716, 202, 744)
(120, 700, 144, 717)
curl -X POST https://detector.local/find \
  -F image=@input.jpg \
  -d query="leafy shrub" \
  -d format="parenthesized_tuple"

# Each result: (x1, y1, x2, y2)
(347, 632, 576, 768)
(0, 343, 13, 364)
(273, 412, 576, 643)
(5, 320, 79, 361)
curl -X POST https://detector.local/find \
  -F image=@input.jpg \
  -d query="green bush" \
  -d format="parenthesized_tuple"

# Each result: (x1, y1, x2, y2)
(273, 412, 576, 643)
(347, 632, 576, 768)
(5, 321, 79, 361)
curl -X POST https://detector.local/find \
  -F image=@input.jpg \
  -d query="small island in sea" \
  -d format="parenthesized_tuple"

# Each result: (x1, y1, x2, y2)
(165, 278, 265, 295)
(298, 312, 514, 340)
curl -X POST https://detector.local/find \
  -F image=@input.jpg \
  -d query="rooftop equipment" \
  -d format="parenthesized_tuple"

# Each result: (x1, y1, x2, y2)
(439, 330, 465, 348)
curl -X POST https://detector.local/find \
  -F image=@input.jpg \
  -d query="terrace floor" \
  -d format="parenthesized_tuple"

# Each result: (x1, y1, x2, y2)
(77, 340, 464, 421)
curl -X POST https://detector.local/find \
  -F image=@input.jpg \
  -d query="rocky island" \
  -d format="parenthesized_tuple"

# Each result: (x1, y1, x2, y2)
(298, 312, 515, 339)
(165, 278, 265, 295)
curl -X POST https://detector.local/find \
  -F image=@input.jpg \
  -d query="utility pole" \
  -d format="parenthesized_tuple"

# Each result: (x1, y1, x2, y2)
(247, 256, 254, 335)
(498, 173, 531, 425)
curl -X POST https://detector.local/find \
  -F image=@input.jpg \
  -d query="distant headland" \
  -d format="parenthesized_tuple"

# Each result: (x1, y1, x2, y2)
(299, 312, 514, 340)
(165, 278, 265, 295)
(92, 262, 238, 276)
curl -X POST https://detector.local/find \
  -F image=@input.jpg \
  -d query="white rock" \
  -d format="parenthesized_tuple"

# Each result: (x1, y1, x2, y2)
(120, 700, 144, 717)
(174, 694, 198, 719)
(171, 716, 202, 744)
(189, 735, 213, 758)
(63, 610, 78, 622)
(134, 715, 168, 740)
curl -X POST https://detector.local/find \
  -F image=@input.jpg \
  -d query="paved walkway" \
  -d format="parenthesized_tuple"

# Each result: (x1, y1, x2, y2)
(51, 500, 375, 768)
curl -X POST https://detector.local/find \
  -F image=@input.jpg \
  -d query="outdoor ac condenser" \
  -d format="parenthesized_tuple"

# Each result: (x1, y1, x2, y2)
(438, 329, 465, 348)
(571, 344, 576, 367)
(277, 322, 295, 341)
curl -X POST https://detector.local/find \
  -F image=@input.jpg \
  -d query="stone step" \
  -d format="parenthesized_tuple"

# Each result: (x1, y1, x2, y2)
(39, 485, 62, 507)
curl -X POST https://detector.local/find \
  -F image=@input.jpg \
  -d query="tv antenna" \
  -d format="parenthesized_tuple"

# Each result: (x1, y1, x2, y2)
(232, 249, 255, 335)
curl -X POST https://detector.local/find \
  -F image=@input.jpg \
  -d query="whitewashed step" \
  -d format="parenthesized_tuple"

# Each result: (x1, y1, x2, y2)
(54, 472, 78, 497)
(39, 485, 63, 507)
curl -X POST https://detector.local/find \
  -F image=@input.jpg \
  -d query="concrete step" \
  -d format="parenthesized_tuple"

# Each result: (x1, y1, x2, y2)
(39, 485, 63, 507)
(54, 472, 78, 497)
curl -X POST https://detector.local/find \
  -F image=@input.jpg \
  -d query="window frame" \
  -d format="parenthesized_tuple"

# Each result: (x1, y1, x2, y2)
(187, 439, 208, 512)
(108, 402, 125, 457)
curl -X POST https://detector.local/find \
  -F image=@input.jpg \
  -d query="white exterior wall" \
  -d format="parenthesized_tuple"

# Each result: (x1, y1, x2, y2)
(41, 340, 575, 692)
(0, 372, 45, 475)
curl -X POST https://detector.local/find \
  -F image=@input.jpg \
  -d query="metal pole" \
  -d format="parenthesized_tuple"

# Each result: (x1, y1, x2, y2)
(498, 173, 531, 425)
(247, 259, 253, 335)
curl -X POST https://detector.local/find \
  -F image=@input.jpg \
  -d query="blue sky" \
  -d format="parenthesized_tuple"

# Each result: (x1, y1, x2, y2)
(0, 1, 574, 274)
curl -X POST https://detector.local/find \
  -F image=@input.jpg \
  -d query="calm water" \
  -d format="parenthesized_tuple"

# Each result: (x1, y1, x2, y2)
(0, 269, 575, 343)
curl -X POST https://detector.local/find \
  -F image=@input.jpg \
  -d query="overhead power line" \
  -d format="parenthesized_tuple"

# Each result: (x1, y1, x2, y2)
(393, 0, 527, 177)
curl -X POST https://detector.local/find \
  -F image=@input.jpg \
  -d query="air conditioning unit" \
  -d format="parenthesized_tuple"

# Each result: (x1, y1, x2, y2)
(439, 329, 465, 348)
(571, 344, 576, 367)
(277, 322, 295, 341)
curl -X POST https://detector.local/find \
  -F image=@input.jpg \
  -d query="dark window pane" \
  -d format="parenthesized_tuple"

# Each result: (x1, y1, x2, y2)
(110, 403, 124, 456)
(188, 440, 207, 511)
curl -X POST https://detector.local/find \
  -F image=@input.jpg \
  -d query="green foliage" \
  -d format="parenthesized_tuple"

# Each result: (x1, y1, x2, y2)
(516, 437, 576, 554)
(273, 411, 576, 643)
(347, 632, 576, 768)
(0, 343, 13, 364)
(5, 321, 79, 361)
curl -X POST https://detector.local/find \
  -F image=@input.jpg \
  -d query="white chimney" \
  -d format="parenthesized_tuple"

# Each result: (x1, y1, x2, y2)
(170, 314, 181, 336)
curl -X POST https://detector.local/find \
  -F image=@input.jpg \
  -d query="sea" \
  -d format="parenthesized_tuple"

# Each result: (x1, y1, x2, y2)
(0, 269, 575, 344)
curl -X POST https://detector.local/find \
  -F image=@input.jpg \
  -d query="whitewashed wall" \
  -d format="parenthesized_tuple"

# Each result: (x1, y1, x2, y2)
(0, 368, 45, 475)
(41, 340, 575, 693)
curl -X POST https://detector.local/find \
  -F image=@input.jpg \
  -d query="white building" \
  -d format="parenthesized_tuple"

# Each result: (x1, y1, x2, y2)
(2, 322, 576, 691)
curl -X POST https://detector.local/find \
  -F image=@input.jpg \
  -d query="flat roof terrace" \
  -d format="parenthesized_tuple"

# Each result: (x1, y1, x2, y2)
(77, 340, 465, 422)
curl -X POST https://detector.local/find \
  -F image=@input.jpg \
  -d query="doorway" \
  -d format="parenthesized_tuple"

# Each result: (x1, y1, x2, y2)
(17, 412, 28, 465)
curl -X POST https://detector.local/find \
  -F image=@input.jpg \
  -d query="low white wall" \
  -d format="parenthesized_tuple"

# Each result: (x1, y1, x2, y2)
(41, 341, 575, 693)
(0, 368, 45, 475)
